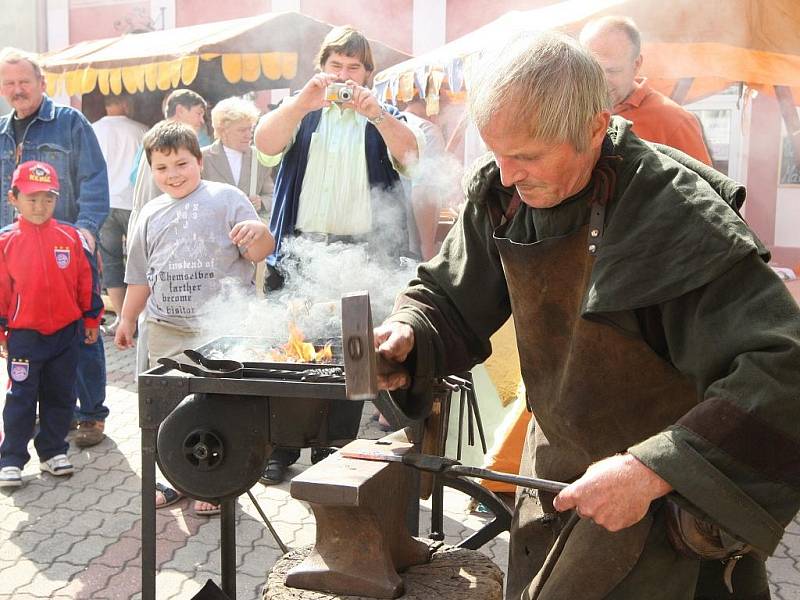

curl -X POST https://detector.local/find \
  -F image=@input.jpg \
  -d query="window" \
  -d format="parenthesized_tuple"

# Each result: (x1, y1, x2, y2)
(685, 85, 746, 181)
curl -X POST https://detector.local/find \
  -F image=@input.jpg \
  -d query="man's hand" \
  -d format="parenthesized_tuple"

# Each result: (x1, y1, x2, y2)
(0, 340, 6, 358)
(230, 219, 268, 248)
(114, 318, 137, 350)
(77, 228, 96, 254)
(343, 80, 384, 122)
(553, 453, 672, 532)
(85, 327, 99, 344)
(293, 73, 338, 114)
(374, 322, 415, 389)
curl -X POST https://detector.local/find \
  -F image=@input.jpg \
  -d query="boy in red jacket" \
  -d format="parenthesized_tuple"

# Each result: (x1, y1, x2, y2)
(0, 161, 103, 488)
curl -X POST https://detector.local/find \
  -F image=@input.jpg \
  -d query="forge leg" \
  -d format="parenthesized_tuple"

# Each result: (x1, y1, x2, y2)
(220, 498, 237, 598)
(141, 427, 157, 600)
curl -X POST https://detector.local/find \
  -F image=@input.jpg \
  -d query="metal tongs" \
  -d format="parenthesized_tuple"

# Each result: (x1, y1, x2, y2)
(402, 453, 568, 494)
(157, 349, 343, 382)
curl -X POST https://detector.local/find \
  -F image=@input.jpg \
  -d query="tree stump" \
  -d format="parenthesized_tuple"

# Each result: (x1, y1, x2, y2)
(264, 543, 504, 600)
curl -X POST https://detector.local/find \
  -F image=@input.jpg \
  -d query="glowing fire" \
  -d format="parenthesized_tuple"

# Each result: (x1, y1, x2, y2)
(265, 323, 333, 363)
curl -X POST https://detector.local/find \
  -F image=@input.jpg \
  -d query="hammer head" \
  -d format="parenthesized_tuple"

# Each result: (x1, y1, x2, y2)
(341, 291, 378, 400)
(401, 453, 460, 473)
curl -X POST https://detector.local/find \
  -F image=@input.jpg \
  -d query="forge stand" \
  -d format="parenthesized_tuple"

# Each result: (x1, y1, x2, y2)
(138, 360, 422, 600)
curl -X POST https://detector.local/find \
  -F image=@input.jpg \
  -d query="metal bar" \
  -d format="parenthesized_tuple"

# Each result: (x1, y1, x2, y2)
(429, 476, 445, 541)
(220, 499, 237, 599)
(247, 490, 289, 554)
(186, 377, 347, 399)
(141, 427, 157, 600)
(467, 385, 488, 454)
(456, 388, 465, 461)
(466, 386, 474, 447)
(447, 465, 568, 494)
(405, 420, 424, 536)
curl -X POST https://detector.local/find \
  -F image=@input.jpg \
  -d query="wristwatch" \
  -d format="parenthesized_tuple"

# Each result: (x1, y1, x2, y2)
(368, 106, 387, 126)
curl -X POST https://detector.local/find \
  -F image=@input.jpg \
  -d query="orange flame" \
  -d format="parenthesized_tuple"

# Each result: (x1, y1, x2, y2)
(263, 323, 333, 363)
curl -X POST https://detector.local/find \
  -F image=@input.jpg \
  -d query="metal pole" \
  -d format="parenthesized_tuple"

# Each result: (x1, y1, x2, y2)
(141, 427, 157, 600)
(246, 490, 289, 554)
(220, 498, 237, 598)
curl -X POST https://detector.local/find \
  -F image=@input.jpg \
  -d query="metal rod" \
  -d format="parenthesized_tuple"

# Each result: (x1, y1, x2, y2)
(429, 476, 445, 541)
(456, 388, 465, 461)
(467, 387, 475, 447)
(220, 499, 237, 599)
(468, 386, 488, 454)
(246, 490, 289, 554)
(405, 420, 423, 536)
(141, 428, 157, 600)
(446, 466, 568, 494)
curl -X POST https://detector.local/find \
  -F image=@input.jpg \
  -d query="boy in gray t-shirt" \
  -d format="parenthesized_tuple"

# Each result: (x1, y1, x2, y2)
(115, 121, 273, 361)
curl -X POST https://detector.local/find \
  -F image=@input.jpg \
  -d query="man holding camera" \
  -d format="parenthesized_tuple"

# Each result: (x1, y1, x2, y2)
(254, 26, 422, 484)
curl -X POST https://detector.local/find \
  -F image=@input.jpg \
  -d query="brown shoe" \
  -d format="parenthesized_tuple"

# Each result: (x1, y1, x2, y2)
(75, 420, 106, 448)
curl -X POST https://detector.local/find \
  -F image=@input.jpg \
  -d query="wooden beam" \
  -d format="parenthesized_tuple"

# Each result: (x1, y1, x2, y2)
(775, 85, 800, 175)
(670, 77, 694, 105)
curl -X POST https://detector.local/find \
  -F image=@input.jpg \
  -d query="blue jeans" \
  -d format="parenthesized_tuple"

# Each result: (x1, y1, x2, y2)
(73, 333, 108, 422)
(0, 322, 81, 468)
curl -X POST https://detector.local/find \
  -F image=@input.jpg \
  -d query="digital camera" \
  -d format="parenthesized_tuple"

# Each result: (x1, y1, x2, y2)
(325, 83, 354, 103)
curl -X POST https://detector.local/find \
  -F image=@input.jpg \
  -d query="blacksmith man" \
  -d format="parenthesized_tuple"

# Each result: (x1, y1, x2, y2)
(377, 32, 800, 599)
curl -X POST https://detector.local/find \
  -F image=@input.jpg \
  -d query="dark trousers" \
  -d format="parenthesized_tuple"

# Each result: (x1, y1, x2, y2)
(74, 246, 108, 423)
(0, 321, 81, 468)
(271, 399, 364, 466)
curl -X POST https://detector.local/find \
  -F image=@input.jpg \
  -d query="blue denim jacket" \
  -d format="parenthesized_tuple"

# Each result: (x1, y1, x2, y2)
(0, 95, 109, 235)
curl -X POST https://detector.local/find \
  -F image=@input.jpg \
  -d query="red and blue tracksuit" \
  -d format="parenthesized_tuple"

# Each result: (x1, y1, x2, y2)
(0, 217, 103, 468)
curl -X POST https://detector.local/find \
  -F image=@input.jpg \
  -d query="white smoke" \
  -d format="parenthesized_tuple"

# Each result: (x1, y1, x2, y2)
(198, 236, 419, 347)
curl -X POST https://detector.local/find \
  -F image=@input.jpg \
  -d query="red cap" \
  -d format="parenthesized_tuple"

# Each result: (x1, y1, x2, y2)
(12, 161, 60, 196)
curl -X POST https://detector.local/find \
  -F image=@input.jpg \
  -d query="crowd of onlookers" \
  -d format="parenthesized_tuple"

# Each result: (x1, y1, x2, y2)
(0, 16, 714, 517)
(0, 26, 457, 512)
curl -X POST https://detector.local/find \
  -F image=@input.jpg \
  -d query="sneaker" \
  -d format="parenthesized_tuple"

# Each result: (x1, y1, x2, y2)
(40, 454, 74, 476)
(0, 466, 22, 488)
(74, 420, 106, 448)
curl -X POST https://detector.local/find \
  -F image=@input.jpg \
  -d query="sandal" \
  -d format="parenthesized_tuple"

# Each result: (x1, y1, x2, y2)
(155, 483, 182, 509)
(193, 500, 221, 516)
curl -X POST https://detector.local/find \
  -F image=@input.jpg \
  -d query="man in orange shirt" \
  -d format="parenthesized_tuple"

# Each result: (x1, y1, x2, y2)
(580, 16, 713, 165)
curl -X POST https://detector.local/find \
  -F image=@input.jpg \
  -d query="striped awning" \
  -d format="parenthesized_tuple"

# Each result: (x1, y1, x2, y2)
(374, 0, 800, 112)
(40, 11, 409, 97)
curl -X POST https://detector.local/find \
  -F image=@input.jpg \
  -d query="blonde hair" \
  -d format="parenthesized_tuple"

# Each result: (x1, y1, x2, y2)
(469, 32, 610, 152)
(210, 97, 260, 139)
(0, 47, 44, 80)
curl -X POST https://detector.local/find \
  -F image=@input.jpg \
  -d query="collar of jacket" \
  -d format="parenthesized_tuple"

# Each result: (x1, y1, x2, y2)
(0, 94, 55, 138)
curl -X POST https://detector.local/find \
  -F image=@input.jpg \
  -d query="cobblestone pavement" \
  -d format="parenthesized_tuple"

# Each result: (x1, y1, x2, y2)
(0, 341, 797, 599)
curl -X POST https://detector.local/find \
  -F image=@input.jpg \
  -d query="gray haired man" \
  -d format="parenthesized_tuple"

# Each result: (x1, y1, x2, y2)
(376, 32, 800, 599)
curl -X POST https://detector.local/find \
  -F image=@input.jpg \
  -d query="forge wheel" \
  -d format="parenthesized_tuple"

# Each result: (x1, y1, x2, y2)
(157, 393, 271, 502)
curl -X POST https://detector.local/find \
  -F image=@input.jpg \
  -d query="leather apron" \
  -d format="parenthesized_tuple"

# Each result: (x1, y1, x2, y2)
(490, 187, 702, 599)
